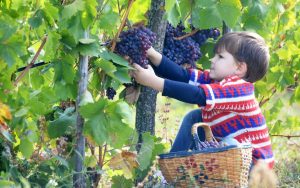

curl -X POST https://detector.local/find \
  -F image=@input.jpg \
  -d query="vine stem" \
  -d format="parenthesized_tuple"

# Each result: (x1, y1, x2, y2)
(110, 0, 135, 51)
(270, 134, 300, 138)
(174, 29, 199, 40)
(14, 35, 48, 86)
(259, 86, 276, 107)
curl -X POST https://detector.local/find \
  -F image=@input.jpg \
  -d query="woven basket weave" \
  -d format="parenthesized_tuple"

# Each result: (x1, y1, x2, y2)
(159, 123, 252, 188)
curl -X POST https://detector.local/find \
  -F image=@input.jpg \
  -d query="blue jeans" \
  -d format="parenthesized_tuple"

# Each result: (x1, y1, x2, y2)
(170, 109, 205, 152)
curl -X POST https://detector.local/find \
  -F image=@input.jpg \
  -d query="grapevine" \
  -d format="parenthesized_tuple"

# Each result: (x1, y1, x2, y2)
(163, 23, 201, 67)
(115, 26, 156, 68)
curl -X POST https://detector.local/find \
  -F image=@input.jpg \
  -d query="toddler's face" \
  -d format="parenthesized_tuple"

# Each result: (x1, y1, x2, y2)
(209, 50, 240, 81)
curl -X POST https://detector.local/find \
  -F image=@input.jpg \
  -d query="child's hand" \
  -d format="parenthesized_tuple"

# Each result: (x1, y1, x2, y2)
(131, 63, 164, 92)
(146, 47, 162, 67)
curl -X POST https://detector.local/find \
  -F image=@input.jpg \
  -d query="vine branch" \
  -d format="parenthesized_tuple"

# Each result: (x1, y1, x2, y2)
(259, 86, 277, 107)
(270, 134, 300, 139)
(110, 0, 135, 51)
(14, 35, 48, 86)
(174, 29, 199, 40)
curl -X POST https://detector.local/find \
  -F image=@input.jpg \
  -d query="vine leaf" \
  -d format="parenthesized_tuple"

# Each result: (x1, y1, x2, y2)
(0, 102, 11, 127)
(109, 150, 139, 178)
(137, 133, 154, 170)
(124, 86, 140, 105)
(62, 0, 85, 20)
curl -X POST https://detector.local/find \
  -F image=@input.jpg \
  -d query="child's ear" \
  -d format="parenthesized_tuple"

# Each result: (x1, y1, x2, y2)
(236, 62, 247, 78)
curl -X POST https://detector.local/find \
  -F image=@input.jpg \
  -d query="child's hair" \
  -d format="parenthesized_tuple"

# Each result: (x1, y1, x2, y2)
(214, 31, 270, 83)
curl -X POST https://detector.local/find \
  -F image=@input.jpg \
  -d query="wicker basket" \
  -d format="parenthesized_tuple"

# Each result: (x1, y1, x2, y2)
(159, 123, 252, 188)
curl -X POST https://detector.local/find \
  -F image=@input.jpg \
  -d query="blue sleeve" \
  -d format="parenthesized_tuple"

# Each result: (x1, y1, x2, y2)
(162, 79, 206, 106)
(152, 56, 190, 82)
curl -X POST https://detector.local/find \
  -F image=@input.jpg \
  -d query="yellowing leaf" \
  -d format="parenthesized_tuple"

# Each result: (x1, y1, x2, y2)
(125, 86, 140, 105)
(109, 150, 139, 179)
(0, 102, 12, 127)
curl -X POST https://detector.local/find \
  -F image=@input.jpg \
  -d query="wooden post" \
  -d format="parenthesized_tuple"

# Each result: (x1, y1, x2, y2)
(73, 30, 89, 188)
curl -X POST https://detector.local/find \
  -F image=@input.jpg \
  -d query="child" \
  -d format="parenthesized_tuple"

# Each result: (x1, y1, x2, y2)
(131, 31, 274, 168)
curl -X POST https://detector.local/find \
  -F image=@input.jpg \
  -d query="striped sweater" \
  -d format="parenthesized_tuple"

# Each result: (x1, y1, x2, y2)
(189, 69, 274, 168)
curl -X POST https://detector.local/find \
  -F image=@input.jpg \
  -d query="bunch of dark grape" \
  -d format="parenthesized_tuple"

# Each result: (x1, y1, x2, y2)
(115, 26, 156, 68)
(163, 23, 201, 67)
(193, 134, 220, 150)
(106, 87, 116, 100)
(192, 28, 221, 46)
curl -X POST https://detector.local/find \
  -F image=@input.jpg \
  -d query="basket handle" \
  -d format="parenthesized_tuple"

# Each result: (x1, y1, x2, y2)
(192, 123, 213, 142)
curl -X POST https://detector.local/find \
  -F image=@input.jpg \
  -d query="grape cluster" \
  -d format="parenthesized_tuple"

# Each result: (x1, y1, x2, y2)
(193, 133, 221, 150)
(106, 87, 116, 100)
(163, 23, 201, 67)
(192, 28, 221, 46)
(115, 26, 156, 68)
(163, 23, 221, 67)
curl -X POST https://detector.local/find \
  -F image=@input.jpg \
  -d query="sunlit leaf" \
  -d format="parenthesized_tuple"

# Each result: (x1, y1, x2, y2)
(109, 150, 139, 178)
(137, 133, 154, 170)
(62, 0, 85, 19)
(19, 138, 34, 159)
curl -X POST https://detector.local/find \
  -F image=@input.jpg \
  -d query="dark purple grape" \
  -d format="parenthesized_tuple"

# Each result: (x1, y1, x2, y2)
(163, 23, 201, 67)
(106, 87, 116, 100)
(192, 28, 221, 46)
(115, 26, 156, 68)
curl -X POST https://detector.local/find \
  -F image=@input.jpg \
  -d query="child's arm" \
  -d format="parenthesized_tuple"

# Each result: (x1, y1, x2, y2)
(132, 63, 206, 105)
(146, 47, 213, 85)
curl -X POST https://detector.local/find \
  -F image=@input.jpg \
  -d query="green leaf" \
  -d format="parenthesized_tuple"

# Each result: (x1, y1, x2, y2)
(79, 99, 108, 118)
(54, 156, 69, 168)
(0, 16, 17, 42)
(165, 0, 176, 11)
(53, 55, 76, 84)
(79, 38, 96, 44)
(293, 86, 300, 102)
(114, 101, 132, 123)
(98, 48, 130, 67)
(111, 176, 133, 188)
(62, 0, 85, 20)
(108, 122, 134, 149)
(81, 0, 97, 29)
(15, 107, 29, 117)
(85, 155, 98, 168)
(294, 27, 300, 41)
(0, 180, 15, 187)
(198, 6, 222, 29)
(84, 113, 108, 145)
(217, 0, 242, 28)
(109, 52, 130, 67)
(166, 1, 181, 27)
(28, 9, 44, 28)
(137, 133, 154, 170)
(94, 59, 116, 77)
(195, 0, 216, 7)
(29, 99, 47, 115)
(77, 42, 100, 57)
(19, 138, 34, 159)
(114, 67, 131, 83)
(79, 90, 94, 106)
(54, 82, 77, 100)
(98, 9, 120, 36)
(179, 0, 192, 20)
(44, 31, 61, 62)
(42, 2, 59, 26)
(67, 14, 85, 44)
(48, 110, 76, 139)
